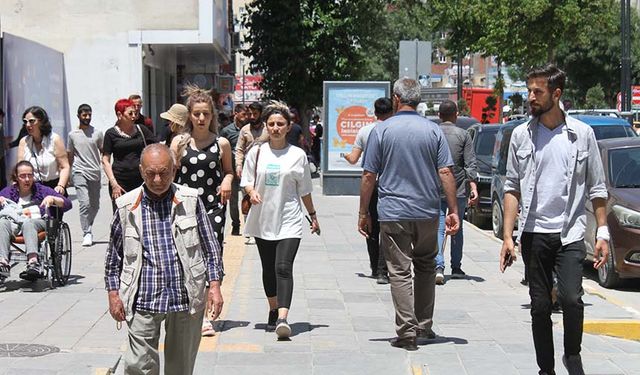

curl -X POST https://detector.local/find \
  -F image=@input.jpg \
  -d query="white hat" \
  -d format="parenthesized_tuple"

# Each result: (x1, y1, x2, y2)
(160, 104, 188, 127)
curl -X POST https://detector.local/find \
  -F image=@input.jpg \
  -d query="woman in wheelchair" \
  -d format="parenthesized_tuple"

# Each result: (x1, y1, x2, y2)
(0, 161, 71, 281)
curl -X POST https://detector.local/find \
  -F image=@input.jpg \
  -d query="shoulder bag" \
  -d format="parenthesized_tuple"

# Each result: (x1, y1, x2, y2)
(241, 144, 261, 215)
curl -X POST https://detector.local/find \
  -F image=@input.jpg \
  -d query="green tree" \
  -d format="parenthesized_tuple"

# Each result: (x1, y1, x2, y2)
(457, 98, 470, 116)
(585, 84, 607, 109)
(243, 0, 387, 124)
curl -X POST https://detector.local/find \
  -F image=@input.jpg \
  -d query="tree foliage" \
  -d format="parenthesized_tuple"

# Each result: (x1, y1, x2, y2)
(585, 84, 607, 109)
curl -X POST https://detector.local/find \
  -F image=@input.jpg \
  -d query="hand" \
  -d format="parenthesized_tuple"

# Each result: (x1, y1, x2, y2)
(54, 185, 66, 195)
(499, 237, 517, 273)
(593, 239, 609, 269)
(236, 167, 243, 179)
(357, 213, 372, 239)
(108, 291, 126, 322)
(444, 213, 460, 235)
(218, 180, 232, 204)
(111, 182, 125, 200)
(206, 283, 224, 321)
(0, 197, 5, 206)
(310, 216, 320, 235)
(249, 190, 262, 205)
(468, 190, 479, 207)
(40, 196, 58, 208)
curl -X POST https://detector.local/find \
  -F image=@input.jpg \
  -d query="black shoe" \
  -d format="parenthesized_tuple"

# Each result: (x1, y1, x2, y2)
(275, 318, 291, 339)
(520, 277, 529, 286)
(267, 309, 278, 330)
(19, 262, 42, 282)
(416, 328, 437, 339)
(562, 354, 584, 375)
(370, 270, 378, 279)
(0, 263, 10, 279)
(376, 274, 389, 284)
(552, 301, 562, 313)
(450, 268, 466, 279)
(390, 336, 418, 351)
(231, 226, 240, 236)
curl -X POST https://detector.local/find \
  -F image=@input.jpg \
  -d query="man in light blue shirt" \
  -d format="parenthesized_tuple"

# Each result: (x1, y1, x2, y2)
(500, 65, 609, 375)
(359, 77, 460, 351)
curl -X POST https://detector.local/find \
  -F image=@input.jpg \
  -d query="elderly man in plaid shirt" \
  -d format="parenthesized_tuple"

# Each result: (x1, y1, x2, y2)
(105, 144, 223, 375)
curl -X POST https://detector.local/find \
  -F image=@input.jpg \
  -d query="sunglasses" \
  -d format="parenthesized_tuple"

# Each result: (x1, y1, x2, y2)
(22, 118, 37, 125)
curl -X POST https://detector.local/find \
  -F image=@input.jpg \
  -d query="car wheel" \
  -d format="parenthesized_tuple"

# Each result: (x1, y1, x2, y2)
(492, 199, 503, 240)
(597, 244, 620, 289)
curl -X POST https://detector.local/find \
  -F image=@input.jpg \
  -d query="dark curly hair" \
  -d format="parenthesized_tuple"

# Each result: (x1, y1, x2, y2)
(22, 106, 52, 137)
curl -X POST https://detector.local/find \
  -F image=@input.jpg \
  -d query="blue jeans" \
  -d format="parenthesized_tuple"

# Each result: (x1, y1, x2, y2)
(436, 197, 466, 271)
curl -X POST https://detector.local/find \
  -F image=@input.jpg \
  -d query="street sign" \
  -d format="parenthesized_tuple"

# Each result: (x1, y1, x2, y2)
(617, 86, 640, 111)
(398, 40, 431, 80)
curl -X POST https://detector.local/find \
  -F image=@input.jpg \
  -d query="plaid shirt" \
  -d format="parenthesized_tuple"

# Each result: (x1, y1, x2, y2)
(104, 187, 223, 313)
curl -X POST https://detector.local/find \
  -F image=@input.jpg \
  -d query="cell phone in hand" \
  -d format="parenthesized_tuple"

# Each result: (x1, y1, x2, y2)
(503, 252, 513, 268)
(306, 215, 321, 235)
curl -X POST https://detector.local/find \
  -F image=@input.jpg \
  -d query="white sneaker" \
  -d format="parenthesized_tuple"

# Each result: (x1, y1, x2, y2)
(244, 236, 255, 245)
(82, 233, 93, 247)
(435, 269, 445, 285)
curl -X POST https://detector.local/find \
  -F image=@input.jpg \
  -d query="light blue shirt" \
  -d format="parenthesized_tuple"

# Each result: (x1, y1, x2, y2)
(504, 115, 607, 245)
(363, 111, 453, 221)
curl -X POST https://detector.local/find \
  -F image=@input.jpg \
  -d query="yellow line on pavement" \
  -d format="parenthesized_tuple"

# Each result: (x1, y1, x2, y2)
(94, 369, 111, 375)
(583, 320, 640, 341)
(411, 364, 423, 375)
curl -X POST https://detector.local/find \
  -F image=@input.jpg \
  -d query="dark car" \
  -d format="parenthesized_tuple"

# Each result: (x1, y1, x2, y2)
(427, 115, 480, 130)
(490, 115, 636, 239)
(466, 123, 502, 227)
(584, 138, 640, 288)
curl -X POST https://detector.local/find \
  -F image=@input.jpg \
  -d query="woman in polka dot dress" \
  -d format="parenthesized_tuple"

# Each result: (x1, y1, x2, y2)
(171, 85, 233, 249)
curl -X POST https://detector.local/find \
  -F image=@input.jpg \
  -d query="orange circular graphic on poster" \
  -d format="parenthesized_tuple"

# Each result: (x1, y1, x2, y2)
(336, 106, 376, 145)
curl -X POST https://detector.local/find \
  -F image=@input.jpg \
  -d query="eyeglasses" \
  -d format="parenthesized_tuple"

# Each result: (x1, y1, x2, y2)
(17, 173, 34, 180)
(22, 118, 37, 125)
(143, 169, 172, 180)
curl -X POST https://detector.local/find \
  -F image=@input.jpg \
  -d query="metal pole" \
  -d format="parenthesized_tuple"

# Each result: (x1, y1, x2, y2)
(242, 61, 246, 105)
(622, 0, 632, 122)
(457, 52, 463, 100)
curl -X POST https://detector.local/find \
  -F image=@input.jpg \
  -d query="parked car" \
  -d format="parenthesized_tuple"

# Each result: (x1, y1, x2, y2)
(427, 115, 480, 130)
(466, 123, 502, 227)
(584, 137, 640, 288)
(490, 115, 636, 240)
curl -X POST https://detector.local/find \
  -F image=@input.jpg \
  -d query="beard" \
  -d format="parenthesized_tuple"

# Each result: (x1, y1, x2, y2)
(80, 119, 91, 126)
(529, 100, 554, 117)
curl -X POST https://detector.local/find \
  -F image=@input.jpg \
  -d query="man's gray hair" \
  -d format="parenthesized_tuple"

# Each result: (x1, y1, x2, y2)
(140, 143, 176, 168)
(393, 77, 421, 108)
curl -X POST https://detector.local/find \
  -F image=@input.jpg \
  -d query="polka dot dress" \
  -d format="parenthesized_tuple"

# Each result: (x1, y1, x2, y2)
(176, 138, 226, 247)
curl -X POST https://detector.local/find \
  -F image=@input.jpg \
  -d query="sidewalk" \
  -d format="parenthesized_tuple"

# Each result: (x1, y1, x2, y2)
(0, 182, 639, 374)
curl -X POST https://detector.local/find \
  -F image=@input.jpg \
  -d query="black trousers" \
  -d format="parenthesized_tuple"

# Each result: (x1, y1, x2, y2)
(366, 187, 387, 276)
(255, 237, 301, 309)
(520, 232, 585, 373)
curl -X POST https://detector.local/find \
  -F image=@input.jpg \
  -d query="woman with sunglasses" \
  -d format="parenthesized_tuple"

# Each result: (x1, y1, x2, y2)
(102, 98, 157, 212)
(17, 106, 71, 196)
(0, 161, 72, 282)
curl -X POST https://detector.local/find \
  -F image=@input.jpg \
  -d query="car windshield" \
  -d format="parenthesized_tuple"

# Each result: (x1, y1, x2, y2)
(592, 125, 636, 140)
(476, 131, 498, 157)
(609, 147, 640, 188)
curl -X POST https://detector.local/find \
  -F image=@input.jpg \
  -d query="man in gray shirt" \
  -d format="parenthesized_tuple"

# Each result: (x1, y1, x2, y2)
(359, 78, 459, 351)
(67, 104, 104, 246)
(435, 100, 478, 284)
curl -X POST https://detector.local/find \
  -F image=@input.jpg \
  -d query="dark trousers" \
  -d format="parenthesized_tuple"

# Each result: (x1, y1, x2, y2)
(255, 237, 301, 309)
(229, 178, 240, 229)
(520, 232, 585, 373)
(366, 187, 387, 276)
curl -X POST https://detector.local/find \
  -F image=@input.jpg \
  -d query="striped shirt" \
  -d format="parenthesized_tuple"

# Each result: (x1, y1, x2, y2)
(104, 187, 223, 313)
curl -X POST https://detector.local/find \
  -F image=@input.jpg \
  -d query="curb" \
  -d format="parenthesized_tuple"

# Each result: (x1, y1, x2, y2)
(583, 320, 640, 341)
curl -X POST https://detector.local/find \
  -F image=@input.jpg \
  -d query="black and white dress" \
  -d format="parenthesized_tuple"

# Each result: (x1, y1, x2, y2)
(175, 138, 226, 246)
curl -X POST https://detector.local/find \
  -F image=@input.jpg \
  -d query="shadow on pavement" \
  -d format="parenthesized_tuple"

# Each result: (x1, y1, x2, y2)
(444, 275, 486, 283)
(369, 335, 469, 345)
(213, 320, 250, 332)
(0, 274, 86, 293)
(355, 272, 375, 279)
(253, 322, 329, 337)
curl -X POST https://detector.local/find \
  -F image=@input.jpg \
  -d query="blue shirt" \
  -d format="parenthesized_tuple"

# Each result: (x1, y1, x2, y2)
(363, 111, 453, 221)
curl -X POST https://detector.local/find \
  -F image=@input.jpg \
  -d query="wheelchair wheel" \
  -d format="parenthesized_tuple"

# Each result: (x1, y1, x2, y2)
(52, 222, 72, 286)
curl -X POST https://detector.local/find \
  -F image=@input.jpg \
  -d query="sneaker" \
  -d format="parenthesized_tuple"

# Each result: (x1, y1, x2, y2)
(0, 263, 10, 279)
(19, 262, 42, 282)
(562, 354, 584, 375)
(266, 309, 278, 330)
(450, 268, 466, 279)
(376, 274, 389, 285)
(390, 336, 418, 351)
(435, 268, 445, 285)
(231, 226, 240, 236)
(275, 318, 291, 339)
(417, 328, 437, 339)
(201, 319, 216, 336)
(82, 233, 93, 247)
(245, 236, 255, 245)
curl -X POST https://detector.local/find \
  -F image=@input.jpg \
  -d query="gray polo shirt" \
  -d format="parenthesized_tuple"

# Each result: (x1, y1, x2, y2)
(363, 111, 453, 221)
(67, 126, 104, 181)
(439, 121, 477, 198)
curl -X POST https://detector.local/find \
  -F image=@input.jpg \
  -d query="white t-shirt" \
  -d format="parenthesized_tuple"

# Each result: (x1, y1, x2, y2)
(240, 143, 313, 240)
(524, 123, 571, 233)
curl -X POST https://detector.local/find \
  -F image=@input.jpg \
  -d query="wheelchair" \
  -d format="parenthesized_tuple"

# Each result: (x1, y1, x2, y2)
(5, 207, 72, 287)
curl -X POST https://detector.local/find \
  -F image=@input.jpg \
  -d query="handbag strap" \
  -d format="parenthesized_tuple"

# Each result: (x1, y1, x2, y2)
(136, 125, 147, 147)
(252, 144, 261, 188)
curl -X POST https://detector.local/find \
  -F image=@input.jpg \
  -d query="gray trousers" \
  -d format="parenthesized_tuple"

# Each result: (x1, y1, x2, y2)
(124, 308, 204, 375)
(0, 217, 46, 261)
(72, 173, 101, 235)
(380, 218, 439, 339)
